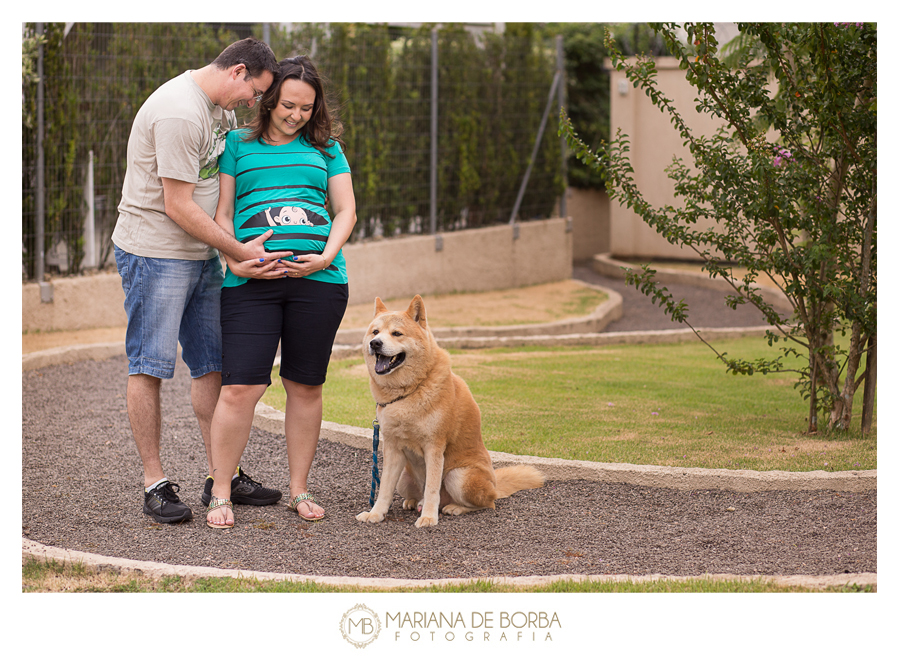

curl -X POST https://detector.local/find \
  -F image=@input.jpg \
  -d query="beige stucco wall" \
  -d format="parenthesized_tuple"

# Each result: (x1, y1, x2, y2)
(22, 273, 129, 332)
(607, 57, 729, 259)
(22, 218, 573, 333)
(566, 187, 610, 260)
(344, 218, 571, 304)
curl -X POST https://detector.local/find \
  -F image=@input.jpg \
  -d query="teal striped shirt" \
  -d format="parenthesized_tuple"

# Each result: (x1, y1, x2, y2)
(218, 128, 351, 288)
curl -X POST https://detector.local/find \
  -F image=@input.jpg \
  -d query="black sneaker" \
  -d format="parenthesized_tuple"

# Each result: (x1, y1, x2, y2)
(143, 481, 193, 523)
(200, 467, 282, 506)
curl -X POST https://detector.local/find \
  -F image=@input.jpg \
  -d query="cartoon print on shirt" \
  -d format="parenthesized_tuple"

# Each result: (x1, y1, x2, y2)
(199, 122, 233, 181)
(240, 206, 329, 230)
(265, 206, 313, 226)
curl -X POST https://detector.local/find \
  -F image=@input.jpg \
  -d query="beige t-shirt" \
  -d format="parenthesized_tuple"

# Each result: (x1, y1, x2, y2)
(112, 71, 237, 260)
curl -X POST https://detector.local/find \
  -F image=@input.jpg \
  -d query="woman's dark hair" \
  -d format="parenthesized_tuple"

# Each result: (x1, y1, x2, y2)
(243, 55, 344, 155)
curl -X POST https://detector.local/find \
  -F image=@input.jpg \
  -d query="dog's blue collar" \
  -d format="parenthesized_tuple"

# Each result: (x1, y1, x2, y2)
(376, 394, 408, 408)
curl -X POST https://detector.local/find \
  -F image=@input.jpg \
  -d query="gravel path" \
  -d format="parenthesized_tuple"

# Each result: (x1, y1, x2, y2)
(21, 269, 876, 579)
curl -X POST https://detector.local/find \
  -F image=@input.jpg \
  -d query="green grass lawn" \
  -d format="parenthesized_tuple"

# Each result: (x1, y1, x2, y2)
(263, 337, 875, 472)
(22, 557, 873, 593)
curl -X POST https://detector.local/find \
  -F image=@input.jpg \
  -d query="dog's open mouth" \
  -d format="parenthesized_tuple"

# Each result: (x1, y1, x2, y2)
(374, 352, 406, 375)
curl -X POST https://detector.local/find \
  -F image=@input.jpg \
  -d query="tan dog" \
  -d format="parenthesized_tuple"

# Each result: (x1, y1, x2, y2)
(356, 295, 544, 528)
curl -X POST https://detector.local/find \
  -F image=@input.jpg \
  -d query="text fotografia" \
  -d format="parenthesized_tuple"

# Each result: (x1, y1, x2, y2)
(387, 611, 561, 642)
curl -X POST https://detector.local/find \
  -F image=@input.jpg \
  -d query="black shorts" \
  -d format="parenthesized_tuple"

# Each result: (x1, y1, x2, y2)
(220, 277, 348, 387)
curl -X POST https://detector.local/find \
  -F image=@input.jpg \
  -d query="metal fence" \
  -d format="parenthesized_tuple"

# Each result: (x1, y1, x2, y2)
(22, 22, 565, 281)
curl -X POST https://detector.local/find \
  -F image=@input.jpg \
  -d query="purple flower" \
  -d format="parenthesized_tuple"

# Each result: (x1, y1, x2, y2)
(773, 147, 793, 167)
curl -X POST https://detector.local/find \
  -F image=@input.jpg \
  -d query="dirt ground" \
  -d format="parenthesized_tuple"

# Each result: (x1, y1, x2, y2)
(339, 279, 607, 328)
(22, 326, 128, 353)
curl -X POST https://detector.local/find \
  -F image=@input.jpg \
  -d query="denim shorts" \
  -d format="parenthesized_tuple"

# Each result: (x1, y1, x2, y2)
(220, 277, 348, 387)
(115, 245, 224, 379)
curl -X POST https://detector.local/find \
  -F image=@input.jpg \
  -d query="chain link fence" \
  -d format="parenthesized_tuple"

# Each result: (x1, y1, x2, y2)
(22, 22, 565, 281)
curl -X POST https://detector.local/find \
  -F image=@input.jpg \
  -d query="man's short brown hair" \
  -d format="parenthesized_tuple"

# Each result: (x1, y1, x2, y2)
(213, 37, 278, 79)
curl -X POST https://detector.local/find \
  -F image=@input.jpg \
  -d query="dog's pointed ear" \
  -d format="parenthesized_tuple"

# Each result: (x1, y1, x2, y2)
(374, 297, 388, 317)
(407, 295, 427, 329)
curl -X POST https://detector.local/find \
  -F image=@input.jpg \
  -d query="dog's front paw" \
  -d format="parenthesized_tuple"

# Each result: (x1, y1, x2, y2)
(415, 514, 439, 528)
(356, 510, 385, 524)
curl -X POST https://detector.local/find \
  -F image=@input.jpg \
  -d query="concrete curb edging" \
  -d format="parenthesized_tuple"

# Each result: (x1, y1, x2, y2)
(22, 342, 128, 371)
(331, 325, 777, 361)
(432, 325, 774, 352)
(21, 538, 876, 590)
(21, 324, 776, 369)
(253, 403, 876, 494)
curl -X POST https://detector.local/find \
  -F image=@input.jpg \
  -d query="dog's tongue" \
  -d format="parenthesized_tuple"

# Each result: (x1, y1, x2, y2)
(375, 354, 393, 375)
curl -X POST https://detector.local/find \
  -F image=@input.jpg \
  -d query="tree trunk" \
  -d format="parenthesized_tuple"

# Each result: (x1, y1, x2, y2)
(861, 332, 876, 434)
(859, 190, 876, 435)
(833, 322, 866, 431)
(808, 350, 818, 434)
(831, 394, 852, 432)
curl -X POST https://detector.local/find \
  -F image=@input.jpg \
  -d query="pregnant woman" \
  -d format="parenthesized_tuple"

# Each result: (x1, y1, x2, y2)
(205, 55, 357, 528)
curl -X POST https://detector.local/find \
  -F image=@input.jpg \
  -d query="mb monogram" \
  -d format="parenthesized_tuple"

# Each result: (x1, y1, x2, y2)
(340, 604, 381, 648)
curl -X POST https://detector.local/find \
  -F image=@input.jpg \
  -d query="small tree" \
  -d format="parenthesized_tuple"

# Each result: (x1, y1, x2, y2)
(560, 22, 875, 434)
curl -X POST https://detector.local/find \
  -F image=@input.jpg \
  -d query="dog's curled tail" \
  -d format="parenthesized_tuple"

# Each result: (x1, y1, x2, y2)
(494, 464, 545, 499)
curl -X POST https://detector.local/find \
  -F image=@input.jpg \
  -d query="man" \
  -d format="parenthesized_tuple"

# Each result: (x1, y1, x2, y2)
(113, 37, 289, 523)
